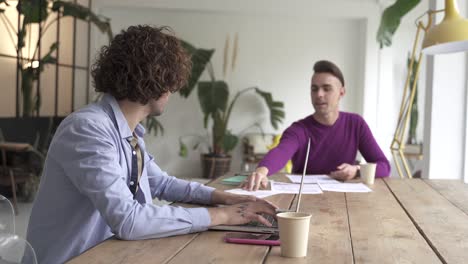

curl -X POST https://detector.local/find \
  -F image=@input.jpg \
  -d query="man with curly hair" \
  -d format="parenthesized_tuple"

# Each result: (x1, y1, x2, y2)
(26, 25, 277, 263)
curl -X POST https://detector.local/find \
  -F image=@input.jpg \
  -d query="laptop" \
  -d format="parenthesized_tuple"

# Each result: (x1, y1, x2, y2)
(209, 138, 311, 234)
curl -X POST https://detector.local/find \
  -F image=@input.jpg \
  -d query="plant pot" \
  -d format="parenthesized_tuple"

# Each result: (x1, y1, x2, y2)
(201, 154, 231, 179)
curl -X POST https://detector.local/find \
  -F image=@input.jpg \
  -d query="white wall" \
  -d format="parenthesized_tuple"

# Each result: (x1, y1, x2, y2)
(423, 0, 468, 181)
(95, 6, 366, 178)
(89, 0, 413, 179)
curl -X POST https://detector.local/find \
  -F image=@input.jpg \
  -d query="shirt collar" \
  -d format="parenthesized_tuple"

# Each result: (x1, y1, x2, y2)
(101, 94, 146, 140)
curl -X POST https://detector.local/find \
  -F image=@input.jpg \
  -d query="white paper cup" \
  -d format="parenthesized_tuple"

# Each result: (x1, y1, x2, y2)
(360, 163, 377, 185)
(277, 212, 312, 258)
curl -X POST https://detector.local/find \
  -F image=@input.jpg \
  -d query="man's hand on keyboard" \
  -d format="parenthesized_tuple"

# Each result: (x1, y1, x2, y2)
(207, 199, 278, 227)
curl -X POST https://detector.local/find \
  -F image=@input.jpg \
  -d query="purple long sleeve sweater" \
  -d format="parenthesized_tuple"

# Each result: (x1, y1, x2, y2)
(259, 112, 390, 177)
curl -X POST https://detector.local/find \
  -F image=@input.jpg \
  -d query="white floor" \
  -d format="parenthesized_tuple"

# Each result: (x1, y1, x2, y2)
(3, 177, 210, 240)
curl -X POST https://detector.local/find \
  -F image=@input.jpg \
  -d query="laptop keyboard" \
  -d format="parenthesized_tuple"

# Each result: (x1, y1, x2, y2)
(247, 214, 278, 228)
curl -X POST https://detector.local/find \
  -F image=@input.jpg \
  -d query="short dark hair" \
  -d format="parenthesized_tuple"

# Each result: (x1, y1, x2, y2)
(92, 25, 192, 104)
(313, 60, 344, 87)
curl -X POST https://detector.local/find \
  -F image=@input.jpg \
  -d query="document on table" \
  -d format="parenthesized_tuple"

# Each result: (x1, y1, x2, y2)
(318, 183, 372, 192)
(224, 188, 279, 198)
(271, 181, 323, 194)
(286, 174, 339, 184)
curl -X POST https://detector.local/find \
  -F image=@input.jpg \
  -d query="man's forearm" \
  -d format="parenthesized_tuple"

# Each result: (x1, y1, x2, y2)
(210, 190, 226, 205)
(207, 207, 227, 226)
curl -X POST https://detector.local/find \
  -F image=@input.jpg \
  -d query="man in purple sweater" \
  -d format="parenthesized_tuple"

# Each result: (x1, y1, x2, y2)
(242, 60, 390, 191)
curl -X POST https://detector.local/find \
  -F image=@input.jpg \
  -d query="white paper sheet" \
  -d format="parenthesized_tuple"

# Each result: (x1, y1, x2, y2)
(318, 183, 372, 193)
(225, 188, 279, 198)
(271, 181, 323, 194)
(286, 174, 340, 184)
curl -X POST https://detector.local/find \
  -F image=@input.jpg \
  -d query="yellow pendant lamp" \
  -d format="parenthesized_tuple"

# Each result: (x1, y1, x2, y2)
(422, 0, 468, 54)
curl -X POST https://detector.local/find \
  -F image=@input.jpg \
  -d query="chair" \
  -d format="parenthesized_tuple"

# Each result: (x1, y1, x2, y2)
(0, 143, 36, 214)
(242, 133, 275, 172)
(242, 133, 292, 173)
(0, 196, 37, 264)
(0, 195, 15, 235)
(0, 234, 37, 264)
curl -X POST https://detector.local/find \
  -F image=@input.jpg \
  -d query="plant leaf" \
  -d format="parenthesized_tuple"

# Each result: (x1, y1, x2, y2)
(33, 91, 41, 115)
(52, 1, 113, 41)
(17, 0, 49, 24)
(203, 113, 209, 129)
(0, 0, 8, 12)
(198, 81, 229, 126)
(179, 140, 188, 157)
(407, 54, 419, 142)
(223, 130, 238, 154)
(212, 112, 225, 154)
(376, 0, 421, 48)
(39, 42, 58, 69)
(179, 40, 214, 98)
(254, 88, 285, 129)
(21, 68, 34, 117)
(18, 28, 26, 49)
(144, 116, 164, 136)
(192, 142, 200, 150)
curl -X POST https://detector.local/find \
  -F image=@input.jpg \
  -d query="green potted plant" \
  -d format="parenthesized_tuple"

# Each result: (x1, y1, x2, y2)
(0, 0, 113, 117)
(0, 0, 112, 201)
(178, 38, 285, 178)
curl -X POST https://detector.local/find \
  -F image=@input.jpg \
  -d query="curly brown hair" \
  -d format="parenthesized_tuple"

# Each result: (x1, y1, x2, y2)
(92, 25, 192, 104)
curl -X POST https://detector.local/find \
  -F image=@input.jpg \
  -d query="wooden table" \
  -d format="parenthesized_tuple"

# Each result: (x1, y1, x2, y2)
(68, 175, 468, 264)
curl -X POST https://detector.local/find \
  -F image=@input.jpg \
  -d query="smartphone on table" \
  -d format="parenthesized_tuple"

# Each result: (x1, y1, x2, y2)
(223, 232, 280, 246)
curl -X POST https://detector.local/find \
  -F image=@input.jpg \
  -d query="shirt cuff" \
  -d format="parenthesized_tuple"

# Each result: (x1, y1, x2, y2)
(186, 207, 211, 233)
(191, 184, 215, 204)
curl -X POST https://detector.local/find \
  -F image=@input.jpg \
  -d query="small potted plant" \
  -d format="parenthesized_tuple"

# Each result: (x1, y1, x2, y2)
(0, 0, 113, 117)
(179, 37, 285, 178)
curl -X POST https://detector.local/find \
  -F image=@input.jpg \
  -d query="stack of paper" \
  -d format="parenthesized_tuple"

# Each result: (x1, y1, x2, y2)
(271, 181, 322, 194)
(286, 174, 339, 184)
(318, 183, 372, 192)
(225, 188, 279, 198)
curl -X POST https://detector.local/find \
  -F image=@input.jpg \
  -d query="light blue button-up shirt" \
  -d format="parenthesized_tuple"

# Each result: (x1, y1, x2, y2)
(26, 94, 214, 264)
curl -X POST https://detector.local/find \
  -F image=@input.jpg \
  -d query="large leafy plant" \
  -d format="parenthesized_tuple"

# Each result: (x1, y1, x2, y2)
(0, 0, 112, 117)
(377, 0, 425, 144)
(377, 0, 421, 48)
(407, 54, 419, 144)
(179, 39, 285, 156)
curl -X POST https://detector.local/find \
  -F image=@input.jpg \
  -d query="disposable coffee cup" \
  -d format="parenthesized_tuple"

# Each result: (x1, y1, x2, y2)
(360, 163, 377, 185)
(277, 212, 312, 258)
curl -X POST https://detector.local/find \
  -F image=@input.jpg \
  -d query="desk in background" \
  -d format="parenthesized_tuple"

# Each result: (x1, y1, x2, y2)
(69, 175, 468, 263)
